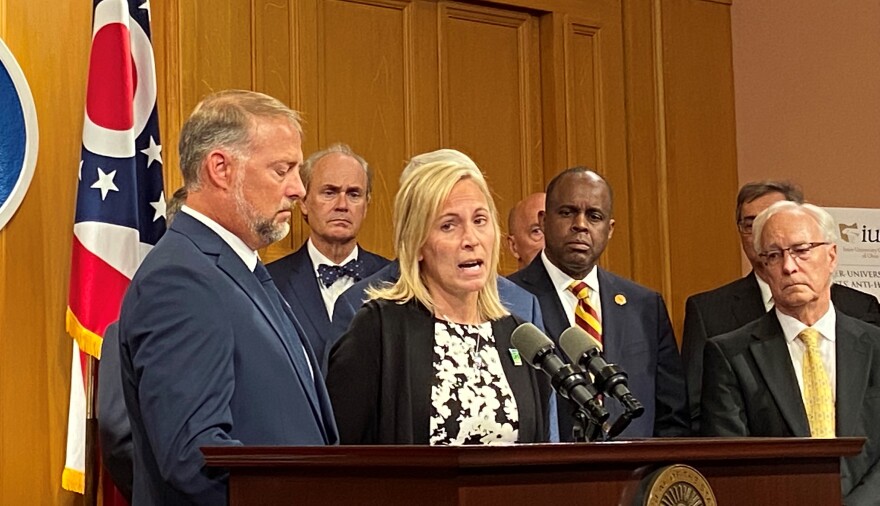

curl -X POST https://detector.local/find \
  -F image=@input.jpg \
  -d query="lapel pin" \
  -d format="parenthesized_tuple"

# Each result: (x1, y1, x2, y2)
(509, 348, 523, 366)
(614, 294, 627, 306)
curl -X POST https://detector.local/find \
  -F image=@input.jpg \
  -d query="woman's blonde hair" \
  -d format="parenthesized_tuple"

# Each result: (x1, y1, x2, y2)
(367, 155, 507, 320)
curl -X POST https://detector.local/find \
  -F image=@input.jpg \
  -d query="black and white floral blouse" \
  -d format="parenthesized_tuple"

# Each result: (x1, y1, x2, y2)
(429, 318, 519, 445)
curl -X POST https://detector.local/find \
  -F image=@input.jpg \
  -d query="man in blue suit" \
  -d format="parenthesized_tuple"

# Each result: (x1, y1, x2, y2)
(509, 167, 689, 441)
(118, 90, 338, 505)
(268, 144, 388, 373)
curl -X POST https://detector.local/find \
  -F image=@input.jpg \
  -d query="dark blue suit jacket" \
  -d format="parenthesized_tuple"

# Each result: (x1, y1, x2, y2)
(508, 254, 690, 440)
(118, 213, 338, 506)
(97, 322, 133, 503)
(267, 243, 389, 373)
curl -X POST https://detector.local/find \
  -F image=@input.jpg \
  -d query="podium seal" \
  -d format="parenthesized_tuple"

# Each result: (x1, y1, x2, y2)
(644, 464, 716, 506)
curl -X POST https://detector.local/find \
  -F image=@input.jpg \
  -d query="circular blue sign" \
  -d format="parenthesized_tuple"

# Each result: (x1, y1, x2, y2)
(0, 38, 38, 231)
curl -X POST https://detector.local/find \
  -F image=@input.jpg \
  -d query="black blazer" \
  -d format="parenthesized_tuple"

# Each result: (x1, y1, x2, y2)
(701, 310, 880, 504)
(682, 271, 880, 431)
(267, 243, 389, 373)
(326, 298, 552, 444)
(508, 254, 689, 440)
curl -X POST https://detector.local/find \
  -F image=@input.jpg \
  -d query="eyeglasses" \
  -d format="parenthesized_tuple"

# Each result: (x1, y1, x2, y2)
(759, 242, 830, 266)
(737, 217, 755, 235)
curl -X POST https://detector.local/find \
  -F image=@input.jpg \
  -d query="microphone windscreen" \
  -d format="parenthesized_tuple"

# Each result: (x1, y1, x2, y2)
(511, 322, 554, 366)
(559, 326, 602, 362)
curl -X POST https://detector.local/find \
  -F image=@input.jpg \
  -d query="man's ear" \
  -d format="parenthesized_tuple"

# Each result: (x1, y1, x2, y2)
(204, 150, 235, 190)
(608, 218, 616, 240)
(828, 243, 838, 272)
(300, 193, 311, 219)
(507, 235, 520, 260)
(538, 209, 545, 229)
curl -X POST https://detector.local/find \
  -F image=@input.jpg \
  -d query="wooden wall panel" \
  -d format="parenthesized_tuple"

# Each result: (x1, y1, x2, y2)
(658, 0, 740, 332)
(0, 0, 90, 503)
(620, 0, 668, 296)
(303, 0, 414, 260)
(439, 2, 542, 274)
(152, 0, 182, 195)
(562, 10, 631, 277)
(179, 1, 253, 108)
(566, 23, 599, 169)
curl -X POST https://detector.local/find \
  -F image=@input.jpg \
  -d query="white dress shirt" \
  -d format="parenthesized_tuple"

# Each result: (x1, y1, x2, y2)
(540, 250, 602, 327)
(307, 239, 359, 320)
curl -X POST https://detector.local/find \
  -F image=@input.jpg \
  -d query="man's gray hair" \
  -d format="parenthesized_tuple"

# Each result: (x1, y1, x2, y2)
(752, 200, 839, 253)
(178, 90, 303, 191)
(300, 143, 372, 198)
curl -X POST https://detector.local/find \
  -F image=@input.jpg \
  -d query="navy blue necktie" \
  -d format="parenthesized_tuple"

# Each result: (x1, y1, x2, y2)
(317, 259, 363, 287)
(253, 261, 317, 389)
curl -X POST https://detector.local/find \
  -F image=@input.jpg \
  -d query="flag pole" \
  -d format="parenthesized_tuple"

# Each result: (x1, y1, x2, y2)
(84, 354, 99, 506)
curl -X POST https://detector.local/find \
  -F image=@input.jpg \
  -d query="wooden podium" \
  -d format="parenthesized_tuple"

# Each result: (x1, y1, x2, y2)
(203, 438, 863, 505)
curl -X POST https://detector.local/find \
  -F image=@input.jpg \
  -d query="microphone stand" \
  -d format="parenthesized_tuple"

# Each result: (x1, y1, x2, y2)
(581, 353, 645, 441)
(572, 408, 603, 442)
(549, 364, 608, 442)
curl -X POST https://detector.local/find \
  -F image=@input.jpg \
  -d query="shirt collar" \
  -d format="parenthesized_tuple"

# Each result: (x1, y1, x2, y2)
(754, 272, 775, 311)
(777, 302, 837, 344)
(181, 205, 259, 271)
(540, 250, 599, 294)
(307, 238, 359, 274)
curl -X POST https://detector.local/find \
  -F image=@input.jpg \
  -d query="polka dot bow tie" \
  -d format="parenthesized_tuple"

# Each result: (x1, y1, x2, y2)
(317, 259, 363, 288)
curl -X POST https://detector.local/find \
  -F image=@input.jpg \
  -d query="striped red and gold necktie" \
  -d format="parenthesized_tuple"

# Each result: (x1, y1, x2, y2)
(569, 281, 602, 345)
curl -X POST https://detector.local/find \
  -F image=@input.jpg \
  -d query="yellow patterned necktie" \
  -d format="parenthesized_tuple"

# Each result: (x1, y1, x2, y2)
(798, 328, 835, 438)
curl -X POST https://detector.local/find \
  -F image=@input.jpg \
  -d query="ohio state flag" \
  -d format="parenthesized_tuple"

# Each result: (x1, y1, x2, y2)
(63, 0, 165, 494)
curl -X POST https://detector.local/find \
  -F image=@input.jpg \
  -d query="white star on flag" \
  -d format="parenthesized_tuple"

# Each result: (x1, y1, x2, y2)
(150, 191, 167, 222)
(141, 136, 163, 168)
(78, 160, 83, 181)
(139, 0, 151, 21)
(91, 167, 119, 200)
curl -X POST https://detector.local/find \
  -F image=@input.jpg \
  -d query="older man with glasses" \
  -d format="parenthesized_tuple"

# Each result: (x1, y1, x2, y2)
(680, 181, 880, 432)
(701, 201, 880, 504)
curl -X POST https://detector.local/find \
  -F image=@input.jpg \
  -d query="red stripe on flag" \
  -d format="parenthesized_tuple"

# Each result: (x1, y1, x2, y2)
(86, 22, 135, 130)
(68, 235, 131, 337)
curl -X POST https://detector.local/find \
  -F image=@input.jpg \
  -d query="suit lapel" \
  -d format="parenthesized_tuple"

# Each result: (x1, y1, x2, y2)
(749, 315, 811, 436)
(596, 269, 624, 360)
(216, 253, 316, 389)
(519, 259, 568, 341)
(732, 273, 768, 328)
(284, 247, 331, 345)
(835, 314, 871, 437)
(270, 285, 331, 441)
(173, 214, 328, 440)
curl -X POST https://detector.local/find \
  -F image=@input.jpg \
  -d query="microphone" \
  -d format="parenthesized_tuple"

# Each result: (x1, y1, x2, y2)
(559, 326, 645, 419)
(511, 323, 608, 426)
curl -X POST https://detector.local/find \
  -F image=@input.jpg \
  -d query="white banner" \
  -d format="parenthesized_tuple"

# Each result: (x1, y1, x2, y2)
(826, 207, 880, 301)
